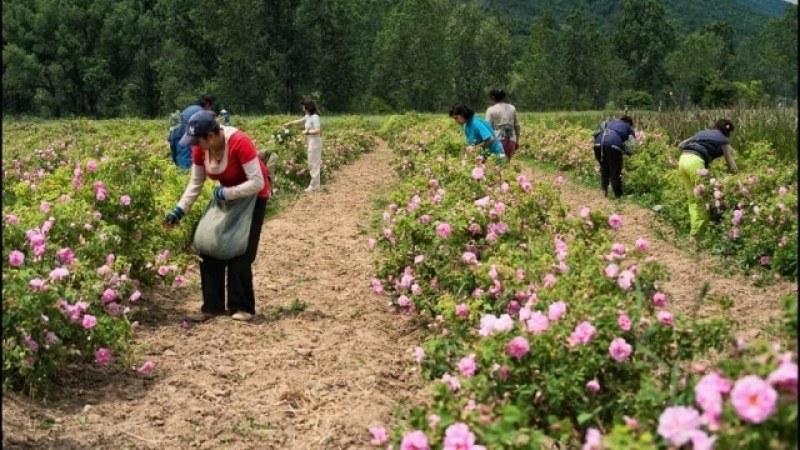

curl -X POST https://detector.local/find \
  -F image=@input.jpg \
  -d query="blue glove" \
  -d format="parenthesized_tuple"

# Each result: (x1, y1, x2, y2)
(213, 186, 226, 201)
(165, 206, 185, 225)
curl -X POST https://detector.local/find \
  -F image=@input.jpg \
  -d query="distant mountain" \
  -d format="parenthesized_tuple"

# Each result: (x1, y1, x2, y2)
(478, 0, 791, 55)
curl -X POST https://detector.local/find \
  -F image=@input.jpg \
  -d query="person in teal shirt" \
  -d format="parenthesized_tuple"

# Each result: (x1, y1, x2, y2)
(449, 103, 506, 161)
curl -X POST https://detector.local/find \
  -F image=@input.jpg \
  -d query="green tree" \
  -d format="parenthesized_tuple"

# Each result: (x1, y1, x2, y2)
(664, 31, 727, 107)
(512, 12, 568, 111)
(2, 44, 42, 117)
(734, 5, 797, 101)
(371, 0, 452, 111)
(613, 0, 676, 95)
(445, 2, 512, 109)
(559, 10, 626, 109)
(294, 0, 360, 112)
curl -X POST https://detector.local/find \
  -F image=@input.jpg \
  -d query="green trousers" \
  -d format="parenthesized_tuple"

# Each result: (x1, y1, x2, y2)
(677, 153, 708, 237)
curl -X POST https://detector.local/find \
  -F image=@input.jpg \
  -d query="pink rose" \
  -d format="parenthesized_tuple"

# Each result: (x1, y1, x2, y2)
(443, 423, 483, 450)
(526, 312, 549, 334)
(617, 313, 632, 331)
(730, 375, 778, 424)
(586, 379, 601, 393)
(82, 314, 97, 330)
(8, 250, 25, 267)
(369, 426, 389, 445)
(617, 270, 635, 290)
(436, 223, 452, 239)
(458, 355, 477, 377)
(547, 301, 567, 321)
(94, 348, 112, 366)
(767, 361, 798, 394)
(413, 346, 425, 363)
(608, 214, 623, 230)
(568, 321, 597, 346)
(657, 406, 701, 446)
(507, 336, 530, 360)
(609, 337, 633, 362)
(657, 311, 674, 326)
(461, 252, 478, 265)
(652, 292, 667, 307)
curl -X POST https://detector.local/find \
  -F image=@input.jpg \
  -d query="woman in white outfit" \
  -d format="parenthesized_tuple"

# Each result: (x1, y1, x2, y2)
(283, 98, 322, 192)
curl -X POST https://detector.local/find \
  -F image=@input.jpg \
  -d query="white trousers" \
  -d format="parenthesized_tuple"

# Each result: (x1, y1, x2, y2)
(307, 138, 322, 189)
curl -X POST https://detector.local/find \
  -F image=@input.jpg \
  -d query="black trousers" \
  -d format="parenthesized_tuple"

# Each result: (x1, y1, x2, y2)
(593, 145, 623, 198)
(199, 196, 267, 315)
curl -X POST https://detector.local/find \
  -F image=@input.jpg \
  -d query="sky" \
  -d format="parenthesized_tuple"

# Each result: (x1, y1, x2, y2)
(785, 0, 797, 4)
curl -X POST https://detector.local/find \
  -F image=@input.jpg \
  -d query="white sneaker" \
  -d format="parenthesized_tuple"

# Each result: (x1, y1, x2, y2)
(231, 311, 253, 321)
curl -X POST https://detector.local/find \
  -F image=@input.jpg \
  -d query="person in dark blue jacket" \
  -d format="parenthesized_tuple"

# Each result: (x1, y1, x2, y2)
(169, 95, 215, 170)
(592, 115, 636, 198)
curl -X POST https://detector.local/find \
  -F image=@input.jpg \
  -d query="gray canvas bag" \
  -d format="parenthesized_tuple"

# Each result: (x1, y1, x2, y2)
(193, 194, 257, 259)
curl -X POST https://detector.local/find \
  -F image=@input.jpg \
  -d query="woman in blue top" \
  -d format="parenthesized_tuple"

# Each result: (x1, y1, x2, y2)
(449, 103, 506, 162)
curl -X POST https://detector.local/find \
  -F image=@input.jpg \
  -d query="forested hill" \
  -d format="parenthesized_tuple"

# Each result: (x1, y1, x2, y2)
(481, 0, 791, 53)
(2, 0, 796, 117)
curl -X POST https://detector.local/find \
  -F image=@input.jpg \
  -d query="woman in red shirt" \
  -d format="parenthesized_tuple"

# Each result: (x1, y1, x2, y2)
(165, 110, 270, 322)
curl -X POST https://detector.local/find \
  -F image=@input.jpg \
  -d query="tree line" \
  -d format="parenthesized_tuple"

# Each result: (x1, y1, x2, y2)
(2, 0, 797, 118)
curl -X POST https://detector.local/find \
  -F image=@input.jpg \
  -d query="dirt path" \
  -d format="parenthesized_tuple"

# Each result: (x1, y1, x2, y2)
(523, 164, 796, 341)
(3, 140, 424, 450)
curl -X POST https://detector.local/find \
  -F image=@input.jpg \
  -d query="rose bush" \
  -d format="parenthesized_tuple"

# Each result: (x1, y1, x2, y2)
(515, 121, 797, 281)
(365, 117, 793, 449)
(2, 117, 375, 394)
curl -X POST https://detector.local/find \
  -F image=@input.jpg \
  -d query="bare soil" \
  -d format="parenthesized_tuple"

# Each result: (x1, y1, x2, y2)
(3, 140, 425, 450)
(523, 165, 797, 341)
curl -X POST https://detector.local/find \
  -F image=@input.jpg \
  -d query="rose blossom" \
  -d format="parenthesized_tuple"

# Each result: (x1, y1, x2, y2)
(547, 301, 567, 321)
(443, 423, 484, 450)
(730, 375, 778, 424)
(458, 355, 477, 377)
(657, 406, 701, 446)
(136, 360, 155, 375)
(8, 250, 24, 267)
(526, 312, 549, 334)
(609, 337, 633, 362)
(400, 430, 430, 450)
(583, 428, 602, 450)
(507, 336, 530, 359)
(94, 348, 112, 366)
(618, 313, 632, 331)
(436, 223, 452, 239)
(652, 292, 667, 307)
(568, 321, 597, 346)
(657, 311, 674, 326)
(767, 361, 798, 394)
(369, 426, 389, 445)
(608, 214, 623, 229)
(413, 346, 425, 363)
